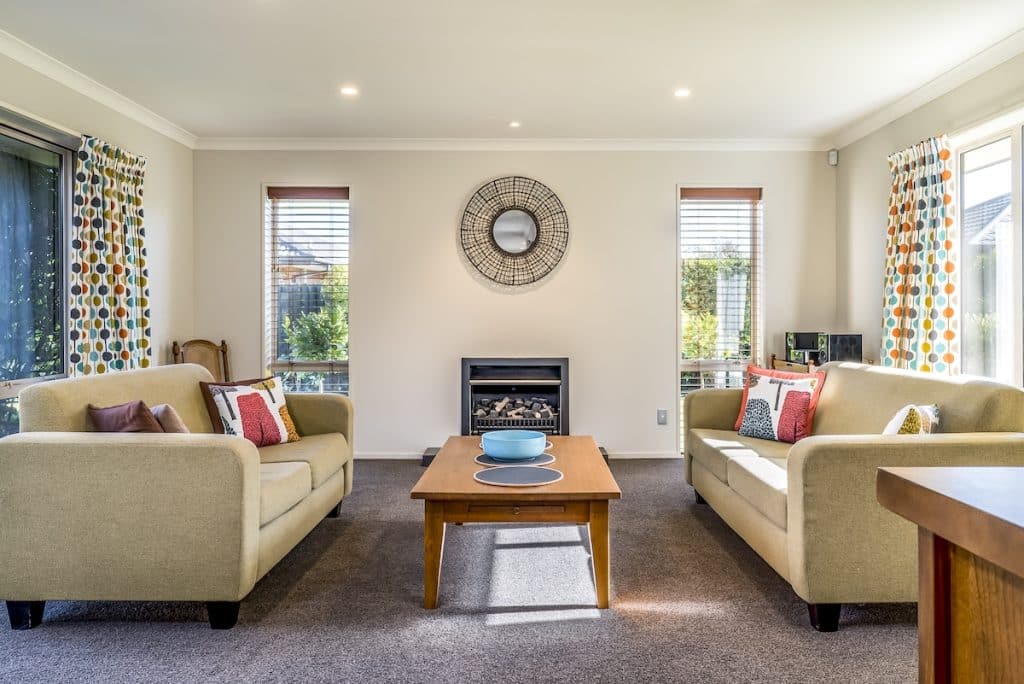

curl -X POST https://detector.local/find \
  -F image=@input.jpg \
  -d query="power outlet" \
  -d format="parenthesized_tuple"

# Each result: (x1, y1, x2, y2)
(656, 408, 668, 425)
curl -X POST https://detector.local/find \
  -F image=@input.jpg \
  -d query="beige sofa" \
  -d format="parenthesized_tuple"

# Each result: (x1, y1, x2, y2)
(0, 364, 353, 630)
(684, 361, 1024, 631)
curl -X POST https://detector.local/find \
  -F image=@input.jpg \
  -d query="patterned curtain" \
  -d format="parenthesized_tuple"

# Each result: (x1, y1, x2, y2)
(881, 135, 958, 373)
(68, 136, 151, 375)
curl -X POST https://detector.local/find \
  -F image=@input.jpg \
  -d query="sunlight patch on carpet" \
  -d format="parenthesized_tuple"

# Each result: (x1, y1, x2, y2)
(485, 607, 601, 626)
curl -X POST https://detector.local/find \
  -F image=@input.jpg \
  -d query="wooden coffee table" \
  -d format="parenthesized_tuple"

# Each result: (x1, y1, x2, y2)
(410, 435, 621, 609)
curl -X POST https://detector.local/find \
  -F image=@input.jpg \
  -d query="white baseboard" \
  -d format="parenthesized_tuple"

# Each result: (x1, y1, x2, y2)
(354, 451, 683, 460)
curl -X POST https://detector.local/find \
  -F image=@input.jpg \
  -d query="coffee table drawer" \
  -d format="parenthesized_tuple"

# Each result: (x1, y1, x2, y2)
(444, 501, 590, 523)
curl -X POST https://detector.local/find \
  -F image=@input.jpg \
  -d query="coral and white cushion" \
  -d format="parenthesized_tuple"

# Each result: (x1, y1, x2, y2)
(204, 377, 301, 447)
(737, 366, 824, 443)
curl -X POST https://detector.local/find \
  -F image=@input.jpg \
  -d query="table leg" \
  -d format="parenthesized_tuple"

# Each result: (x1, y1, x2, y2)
(424, 500, 446, 609)
(589, 500, 610, 609)
(919, 528, 952, 684)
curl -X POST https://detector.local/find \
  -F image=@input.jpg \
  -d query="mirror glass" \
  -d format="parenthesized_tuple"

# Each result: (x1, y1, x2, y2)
(491, 209, 538, 254)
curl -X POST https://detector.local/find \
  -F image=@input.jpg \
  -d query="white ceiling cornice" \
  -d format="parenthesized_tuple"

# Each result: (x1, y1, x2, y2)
(0, 28, 199, 148)
(831, 28, 1024, 149)
(193, 137, 831, 152)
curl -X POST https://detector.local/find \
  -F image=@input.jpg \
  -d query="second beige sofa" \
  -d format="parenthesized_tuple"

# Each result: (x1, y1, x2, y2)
(0, 364, 354, 630)
(684, 362, 1024, 631)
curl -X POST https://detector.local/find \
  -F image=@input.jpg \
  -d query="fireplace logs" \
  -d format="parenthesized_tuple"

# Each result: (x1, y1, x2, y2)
(474, 397, 557, 421)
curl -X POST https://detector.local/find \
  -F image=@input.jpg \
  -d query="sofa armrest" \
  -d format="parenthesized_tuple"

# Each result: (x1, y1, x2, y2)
(682, 388, 742, 483)
(786, 432, 1024, 603)
(683, 388, 743, 435)
(0, 432, 261, 602)
(285, 392, 354, 445)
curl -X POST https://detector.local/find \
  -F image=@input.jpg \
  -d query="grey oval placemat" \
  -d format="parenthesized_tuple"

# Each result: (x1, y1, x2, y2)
(473, 466, 563, 487)
(474, 453, 555, 467)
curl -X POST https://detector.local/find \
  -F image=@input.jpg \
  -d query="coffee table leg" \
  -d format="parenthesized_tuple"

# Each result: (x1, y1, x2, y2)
(424, 500, 446, 609)
(589, 500, 610, 609)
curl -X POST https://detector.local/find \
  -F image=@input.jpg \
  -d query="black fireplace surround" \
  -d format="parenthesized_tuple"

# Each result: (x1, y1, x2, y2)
(461, 358, 569, 436)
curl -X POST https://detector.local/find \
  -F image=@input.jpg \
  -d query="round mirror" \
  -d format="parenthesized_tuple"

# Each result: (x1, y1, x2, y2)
(491, 209, 538, 254)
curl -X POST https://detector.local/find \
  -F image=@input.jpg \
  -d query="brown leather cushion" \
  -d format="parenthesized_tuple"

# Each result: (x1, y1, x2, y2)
(88, 400, 164, 433)
(199, 377, 270, 434)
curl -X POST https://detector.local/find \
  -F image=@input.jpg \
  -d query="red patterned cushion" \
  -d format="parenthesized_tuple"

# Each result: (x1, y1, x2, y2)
(200, 376, 300, 447)
(734, 365, 825, 443)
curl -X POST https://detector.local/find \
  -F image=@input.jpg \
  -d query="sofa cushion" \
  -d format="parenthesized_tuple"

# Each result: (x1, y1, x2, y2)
(813, 362, 1024, 435)
(19, 364, 216, 433)
(688, 428, 791, 483)
(258, 432, 350, 488)
(733, 365, 826, 438)
(201, 377, 301, 446)
(151, 403, 191, 433)
(727, 457, 788, 529)
(260, 461, 312, 526)
(737, 374, 818, 443)
(88, 400, 164, 433)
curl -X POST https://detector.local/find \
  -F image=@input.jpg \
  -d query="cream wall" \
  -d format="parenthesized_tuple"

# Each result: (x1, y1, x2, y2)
(194, 150, 836, 457)
(836, 53, 1024, 361)
(0, 54, 195, 363)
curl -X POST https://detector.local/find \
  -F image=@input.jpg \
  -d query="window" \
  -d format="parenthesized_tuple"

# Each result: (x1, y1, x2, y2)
(0, 121, 73, 437)
(679, 187, 763, 440)
(957, 122, 1023, 385)
(264, 186, 350, 394)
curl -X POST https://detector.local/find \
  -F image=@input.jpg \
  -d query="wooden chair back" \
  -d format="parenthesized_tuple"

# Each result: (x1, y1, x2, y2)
(172, 339, 231, 382)
(769, 353, 816, 374)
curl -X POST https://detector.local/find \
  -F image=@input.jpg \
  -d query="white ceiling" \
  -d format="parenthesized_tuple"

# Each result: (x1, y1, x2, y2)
(2, 0, 1024, 146)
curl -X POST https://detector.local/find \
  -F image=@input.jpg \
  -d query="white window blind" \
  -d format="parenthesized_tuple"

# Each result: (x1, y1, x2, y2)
(264, 186, 350, 394)
(679, 187, 763, 398)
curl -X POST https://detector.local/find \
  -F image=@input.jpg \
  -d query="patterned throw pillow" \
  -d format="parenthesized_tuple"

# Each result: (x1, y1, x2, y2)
(883, 404, 940, 435)
(200, 377, 300, 447)
(736, 366, 825, 443)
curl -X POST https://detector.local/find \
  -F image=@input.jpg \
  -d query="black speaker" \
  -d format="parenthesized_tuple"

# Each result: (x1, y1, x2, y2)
(786, 332, 862, 365)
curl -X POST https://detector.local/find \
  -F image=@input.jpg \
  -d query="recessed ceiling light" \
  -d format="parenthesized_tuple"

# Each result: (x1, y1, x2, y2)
(674, 88, 691, 98)
(509, 121, 521, 128)
(340, 85, 359, 96)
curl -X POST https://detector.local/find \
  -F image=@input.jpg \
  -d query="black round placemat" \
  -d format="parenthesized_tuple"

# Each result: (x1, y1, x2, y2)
(473, 466, 563, 487)
(474, 453, 555, 467)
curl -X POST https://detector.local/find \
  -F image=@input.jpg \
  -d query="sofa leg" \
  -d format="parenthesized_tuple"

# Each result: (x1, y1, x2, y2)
(326, 500, 343, 518)
(694, 490, 707, 505)
(6, 601, 45, 630)
(206, 601, 240, 629)
(807, 603, 841, 632)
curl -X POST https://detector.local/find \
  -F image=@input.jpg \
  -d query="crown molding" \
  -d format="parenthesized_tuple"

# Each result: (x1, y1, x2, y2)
(0, 29, 198, 149)
(194, 136, 830, 152)
(831, 28, 1024, 149)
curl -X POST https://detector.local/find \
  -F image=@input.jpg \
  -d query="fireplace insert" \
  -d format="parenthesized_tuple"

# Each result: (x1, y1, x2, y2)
(461, 358, 568, 436)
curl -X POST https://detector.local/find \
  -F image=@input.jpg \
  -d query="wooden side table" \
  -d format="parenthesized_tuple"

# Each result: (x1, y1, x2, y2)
(877, 467, 1024, 683)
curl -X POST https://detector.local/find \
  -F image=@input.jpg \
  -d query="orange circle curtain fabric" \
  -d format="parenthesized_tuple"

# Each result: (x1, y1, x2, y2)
(68, 136, 151, 375)
(881, 135, 959, 374)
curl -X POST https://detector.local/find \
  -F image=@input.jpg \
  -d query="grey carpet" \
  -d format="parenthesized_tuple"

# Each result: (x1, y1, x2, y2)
(0, 460, 917, 682)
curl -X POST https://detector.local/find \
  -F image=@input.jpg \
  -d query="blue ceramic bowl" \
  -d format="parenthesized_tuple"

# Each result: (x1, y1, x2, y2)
(480, 430, 548, 461)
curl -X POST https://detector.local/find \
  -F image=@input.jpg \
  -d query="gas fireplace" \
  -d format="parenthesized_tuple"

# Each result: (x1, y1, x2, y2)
(461, 358, 569, 436)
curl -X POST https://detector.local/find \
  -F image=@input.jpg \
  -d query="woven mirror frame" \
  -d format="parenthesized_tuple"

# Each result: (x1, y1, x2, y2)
(460, 176, 569, 286)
